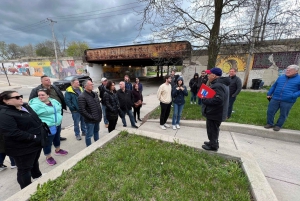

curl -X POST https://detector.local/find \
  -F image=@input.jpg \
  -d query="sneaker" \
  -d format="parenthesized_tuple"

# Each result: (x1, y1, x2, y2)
(190, 101, 193, 104)
(46, 157, 57, 166)
(81, 133, 86, 136)
(264, 124, 273, 129)
(55, 149, 68, 156)
(105, 124, 109, 128)
(194, 102, 197, 104)
(76, 135, 82, 141)
(160, 125, 166, 130)
(164, 124, 170, 128)
(273, 126, 281, 131)
(0, 164, 7, 171)
(172, 125, 177, 130)
(176, 124, 180, 129)
(32, 173, 47, 182)
(11, 165, 17, 169)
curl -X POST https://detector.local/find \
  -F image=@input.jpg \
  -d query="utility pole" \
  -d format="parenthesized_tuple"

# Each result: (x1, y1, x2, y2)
(47, 18, 59, 76)
(242, 0, 261, 89)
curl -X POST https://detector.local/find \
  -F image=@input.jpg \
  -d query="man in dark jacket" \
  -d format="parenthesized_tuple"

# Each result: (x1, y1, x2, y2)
(117, 81, 138, 128)
(29, 75, 67, 141)
(228, 68, 242, 119)
(98, 77, 109, 128)
(78, 80, 102, 147)
(64, 78, 87, 141)
(201, 67, 229, 151)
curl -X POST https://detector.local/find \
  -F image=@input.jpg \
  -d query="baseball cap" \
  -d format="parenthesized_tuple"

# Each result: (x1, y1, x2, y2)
(101, 77, 107, 82)
(205, 67, 222, 76)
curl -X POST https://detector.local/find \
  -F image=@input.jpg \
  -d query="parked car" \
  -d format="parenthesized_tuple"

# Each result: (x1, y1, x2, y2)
(53, 75, 92, 91)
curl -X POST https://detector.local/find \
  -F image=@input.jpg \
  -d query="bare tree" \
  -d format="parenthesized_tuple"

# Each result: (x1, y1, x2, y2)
(138, 0, 248, 69)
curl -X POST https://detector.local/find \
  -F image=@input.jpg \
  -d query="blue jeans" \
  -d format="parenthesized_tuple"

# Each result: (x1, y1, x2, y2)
(121, 109, 136, 127)
(71, 111, 87, 136)
(43, 125, 61, 156)
(190, 91, 197, 102)
(172, 103, 184, 125)
(85, 122, 100, 147)
(267, 99, 294, 127)
(0, 153, 15, 166)
(102, 104, 109, 125)
(227, 96, 236, 118)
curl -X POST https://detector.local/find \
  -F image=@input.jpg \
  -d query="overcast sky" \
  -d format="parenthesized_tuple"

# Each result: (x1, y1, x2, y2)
(0, 0, 151, 48)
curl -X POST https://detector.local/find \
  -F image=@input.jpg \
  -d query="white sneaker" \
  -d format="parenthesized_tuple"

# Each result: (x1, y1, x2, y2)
(194, 102, 197, 104)
(172, 125, 177, 130)
(176, 124, 180, 129)
(190, 101, 193, 104)
(164, 124, 170, 128)
(160, 125, 166, 130)
(11, 165, 17, 169)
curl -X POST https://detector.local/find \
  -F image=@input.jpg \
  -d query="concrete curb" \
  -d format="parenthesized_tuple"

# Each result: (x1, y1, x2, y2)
(6, 128, 277, 201)
(147, 119, 300, 144)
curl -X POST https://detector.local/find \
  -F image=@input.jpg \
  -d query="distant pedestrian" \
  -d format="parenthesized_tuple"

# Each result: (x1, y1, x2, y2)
(0, 91, 43, 189)
(29, 88, 68, 166)
(227, 68, 242, 119)
(172, 77, 188, 130)
(132, 83, 143, 122)
(117, 81, 138, 128)
(189, 73, 199, 104)
(201, 68, 229, 151)
(64, 78, 87, 141)
(157, 75, 172, 130)
(78, 80, 102, 146)
(197, 70, 208, 105)
(265, 65, 300, 131)
(29, 75, 67, 141)
(103, 81, 120, 132)
(135, 77, 143, 94)
(124, 75, 133, 91)
(98, 77, 109, 128)
(170, 69, 179, 88)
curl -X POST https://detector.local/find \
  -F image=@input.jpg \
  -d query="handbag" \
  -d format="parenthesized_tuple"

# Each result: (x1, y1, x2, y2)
(48, 105, 58, 135)
(134, 100, 142, 108)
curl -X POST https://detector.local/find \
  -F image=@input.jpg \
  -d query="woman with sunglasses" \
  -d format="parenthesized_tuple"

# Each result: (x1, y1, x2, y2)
(0, 91, 43, 189)
(29, 88, 68, 166)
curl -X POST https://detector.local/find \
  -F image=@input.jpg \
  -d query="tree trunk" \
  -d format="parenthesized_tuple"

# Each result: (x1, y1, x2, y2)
(207, 0, 223, 69)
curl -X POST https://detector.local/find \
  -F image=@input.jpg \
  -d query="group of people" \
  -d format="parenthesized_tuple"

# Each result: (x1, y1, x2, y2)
(0, 74, 143, 189)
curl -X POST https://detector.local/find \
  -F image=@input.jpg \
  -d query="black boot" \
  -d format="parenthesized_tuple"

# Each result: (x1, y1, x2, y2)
(134, 113, 137, 123)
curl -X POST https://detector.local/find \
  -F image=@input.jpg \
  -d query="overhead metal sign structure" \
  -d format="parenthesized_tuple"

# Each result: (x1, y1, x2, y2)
(84, 41, 191, 66)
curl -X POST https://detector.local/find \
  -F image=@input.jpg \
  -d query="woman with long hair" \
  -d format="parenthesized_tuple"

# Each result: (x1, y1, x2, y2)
(0, 91, 43, 189)
(132, 83, 143, 122)
(172, 77, 188, 130)
(103, 81, 120, 132)
(29, 88, 68, 166)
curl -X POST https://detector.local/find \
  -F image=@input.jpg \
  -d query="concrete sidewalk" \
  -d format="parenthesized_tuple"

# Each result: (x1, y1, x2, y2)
(1, 93, 300, 201)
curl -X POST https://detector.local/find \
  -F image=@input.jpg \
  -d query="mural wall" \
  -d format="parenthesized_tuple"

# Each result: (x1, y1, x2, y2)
(216, 54, 252, 73)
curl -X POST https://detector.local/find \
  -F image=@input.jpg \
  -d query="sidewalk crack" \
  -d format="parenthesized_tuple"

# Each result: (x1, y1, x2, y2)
(265, 176, 300, 186)
(230, 132, 238, 150)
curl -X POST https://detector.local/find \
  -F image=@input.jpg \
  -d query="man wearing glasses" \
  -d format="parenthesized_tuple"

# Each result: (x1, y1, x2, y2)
(29, 75, 67, 141)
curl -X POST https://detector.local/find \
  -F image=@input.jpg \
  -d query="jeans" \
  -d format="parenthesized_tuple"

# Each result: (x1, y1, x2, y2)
(206, 119, 221, 149)
(0, 153, 15, 166)
(160, 102, 172, 125)
(71, 111, 87, 136)
(102, 104, 109, 125)
(13, 149, 42, 189)
(190, 91, 197, 102)
(267, 99, 294, 127)
(227, 96, 236, 118)
(121, 109, 136, 127)
(85, 122, 100, 147)
(172, 103, 184, 125)
(43, 125, 61, 156)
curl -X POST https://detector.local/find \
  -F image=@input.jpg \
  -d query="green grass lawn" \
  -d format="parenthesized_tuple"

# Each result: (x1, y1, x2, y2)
(30, 132, 251, 201)
(149, 91, 300, 130)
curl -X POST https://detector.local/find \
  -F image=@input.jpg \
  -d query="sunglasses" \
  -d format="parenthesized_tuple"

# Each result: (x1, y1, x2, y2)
(8, 95, 23, 100)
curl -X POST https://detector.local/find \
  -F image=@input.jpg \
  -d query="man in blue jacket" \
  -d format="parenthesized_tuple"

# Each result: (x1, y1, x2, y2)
(65, 78, 87, 140)
(265, 65, 300, 131)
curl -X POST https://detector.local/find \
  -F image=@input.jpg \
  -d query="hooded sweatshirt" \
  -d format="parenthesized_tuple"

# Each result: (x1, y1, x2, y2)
(189, 73, 199, 93)
(172, 77, 188, 105)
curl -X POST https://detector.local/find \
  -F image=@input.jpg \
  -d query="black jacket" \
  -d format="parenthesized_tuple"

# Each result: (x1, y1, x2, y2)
(197, 75, 209, 89)
(78, 91, 102, 123)
(202, 78, 228, 122)
(98, 84, 109, 104)
(29, 84, 67, 110)
(217, 77, 230, 121)
(103, 90, 119, 120)
(0, 104, 42, 156)
(117, 89, 134, 111)
(189, 73, 199, 93)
